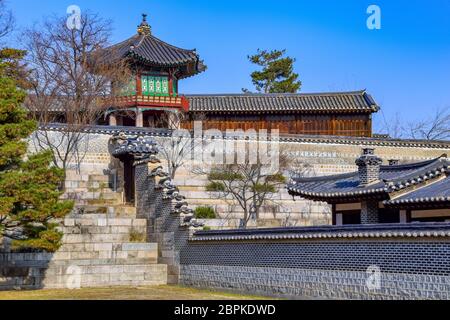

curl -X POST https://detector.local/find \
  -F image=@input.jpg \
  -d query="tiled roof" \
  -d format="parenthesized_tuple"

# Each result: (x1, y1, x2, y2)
(100, 34, 205, 78)
(191, 222, 450, 241)
(186, 90, 379, 114)
(287, 156, 450, 204)
(110, 134, 159, 157)
(385, 176, 450, 206)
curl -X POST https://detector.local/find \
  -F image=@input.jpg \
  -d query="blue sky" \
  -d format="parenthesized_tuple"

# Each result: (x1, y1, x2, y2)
(5, 0, 450, 131)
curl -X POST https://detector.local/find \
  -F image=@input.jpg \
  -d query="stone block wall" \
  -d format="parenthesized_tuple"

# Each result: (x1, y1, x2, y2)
(179, 224, 450, 299)
(28, 129, 450, 226)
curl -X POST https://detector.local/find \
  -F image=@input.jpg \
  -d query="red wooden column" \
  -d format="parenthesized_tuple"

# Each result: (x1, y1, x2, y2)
(136, 72, 142, 96)
(168, 69, 175, 97)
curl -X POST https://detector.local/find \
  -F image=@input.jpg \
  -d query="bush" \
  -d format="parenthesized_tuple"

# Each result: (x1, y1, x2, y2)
(194, 206, 216, 219)
(129, 228, 146, 243)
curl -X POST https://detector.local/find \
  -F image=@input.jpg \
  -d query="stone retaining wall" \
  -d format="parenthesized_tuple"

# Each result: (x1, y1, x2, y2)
(27, 128, 450, 227)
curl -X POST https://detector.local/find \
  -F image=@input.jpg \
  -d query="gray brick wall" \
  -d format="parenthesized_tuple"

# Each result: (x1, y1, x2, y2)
(179, 232, 450, 299)
(135, 163, 149, 219)
(360, 200, 379, 224)
(180, 265, 450, 300)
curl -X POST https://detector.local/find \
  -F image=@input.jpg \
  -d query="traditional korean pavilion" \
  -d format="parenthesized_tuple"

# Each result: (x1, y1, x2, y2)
(288, 148, 450, 225)
(100, 14, 206, 127)
(100, 14, 379, 137)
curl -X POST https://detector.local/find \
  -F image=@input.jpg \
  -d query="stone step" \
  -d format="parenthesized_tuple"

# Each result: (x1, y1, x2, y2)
(64, 218, 145, 227)
(46, 264, 167, 275)
(78, 192, 122, 201)
(48, 256, 157, 266)
(113, 206, 137, 216)
(87, 199, 122, 206)
(62, 233, 134, 244)
(61, 225, 146, 235)
(40, 264, 167, 289)
(88, 174, 111, 182)
(72, 205, 136, 217)
(57, 242, 157, 253)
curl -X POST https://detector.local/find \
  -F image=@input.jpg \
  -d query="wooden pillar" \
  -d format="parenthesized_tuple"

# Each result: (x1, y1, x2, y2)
(109, 113, 117, 126)
(332, 204, 337, 226)
(136, 109, 144, 127)
(335, 214, 343, 226)
(168, 111, 181, 130)
(147, 114, 155, 128)
(136, 72, 142, 96)
(168, 77, 174, 97)
(399, 210, 408, 223)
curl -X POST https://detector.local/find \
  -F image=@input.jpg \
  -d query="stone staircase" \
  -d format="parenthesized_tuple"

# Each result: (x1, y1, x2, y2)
(39, 173, 168, 289)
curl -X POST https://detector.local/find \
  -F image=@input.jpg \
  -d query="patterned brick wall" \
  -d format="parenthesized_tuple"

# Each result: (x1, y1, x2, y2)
(178, 226, 450, 299)
(361, 200, 379, 224)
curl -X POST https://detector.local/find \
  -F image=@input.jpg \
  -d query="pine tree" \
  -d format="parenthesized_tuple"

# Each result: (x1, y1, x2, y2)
(0, 48, 73, 252)
(244, 49, 302, 94)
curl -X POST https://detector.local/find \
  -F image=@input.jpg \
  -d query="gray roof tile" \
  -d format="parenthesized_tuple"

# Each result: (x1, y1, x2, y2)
(288, 157, 450, 204)
(186, 91, 379, 113)
(100, 33, 206, 78)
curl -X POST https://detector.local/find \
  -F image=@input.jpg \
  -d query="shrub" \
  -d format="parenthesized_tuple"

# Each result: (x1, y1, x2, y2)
(194, 206, 216, 219)
(129, 228, 146, 243)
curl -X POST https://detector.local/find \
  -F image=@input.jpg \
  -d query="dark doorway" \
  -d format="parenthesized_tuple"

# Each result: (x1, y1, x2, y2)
(379, 208, 400, 223)
(341, 211, 361, 225)
(122, 116, 136, 127)
(123, 157, 135, 204)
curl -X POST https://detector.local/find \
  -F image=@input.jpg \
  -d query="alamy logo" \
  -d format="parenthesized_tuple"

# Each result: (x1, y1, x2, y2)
(367, 5, 382, 30)
(366, 265, 381, 290)
(66, 5, 81, 31)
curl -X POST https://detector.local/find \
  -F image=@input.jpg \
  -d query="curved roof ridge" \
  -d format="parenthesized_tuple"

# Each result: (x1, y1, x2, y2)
(383, 156, 449, 183)
(381, 155, 447, 172)
(185, 90, 368, 97)
(104, 34, 140, 51)
(293, 171, 358, 183)
(148, 33, 197, 55)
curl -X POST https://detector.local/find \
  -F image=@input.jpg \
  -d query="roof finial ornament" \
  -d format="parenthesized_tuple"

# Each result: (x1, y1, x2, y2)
(137, 13, 151, 36)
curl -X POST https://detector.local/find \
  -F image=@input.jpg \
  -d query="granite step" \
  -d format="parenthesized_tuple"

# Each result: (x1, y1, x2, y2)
(87, 199, 123, 206)
(62, 233, 134, 244)
(40, 264, 168, 289)
(47, 257, 157, 267)
(56, 242, 156, 253)
(61, 225, 146, 235)
(64, 218, 145, 227)
(72, 205, 136, 218)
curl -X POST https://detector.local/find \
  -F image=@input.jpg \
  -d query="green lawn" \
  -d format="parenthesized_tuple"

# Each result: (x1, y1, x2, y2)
(0, 285, 270, 300)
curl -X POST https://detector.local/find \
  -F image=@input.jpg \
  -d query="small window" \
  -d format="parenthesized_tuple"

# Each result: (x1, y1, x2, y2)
(141, 75, 170, 96)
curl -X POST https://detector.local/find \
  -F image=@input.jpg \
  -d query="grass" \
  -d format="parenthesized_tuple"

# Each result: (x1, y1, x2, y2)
(0, 285, 271, 300)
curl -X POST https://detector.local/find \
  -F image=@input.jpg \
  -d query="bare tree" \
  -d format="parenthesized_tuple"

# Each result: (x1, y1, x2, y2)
(378, 107, 450, 141)
(24, 12, 131, 182)
(201, 146, 290, 229)
(408, 106, 450, 141)
(0, 0, 14, 43)
(378, 111, 406, 140)
(156, 111, 206, 179)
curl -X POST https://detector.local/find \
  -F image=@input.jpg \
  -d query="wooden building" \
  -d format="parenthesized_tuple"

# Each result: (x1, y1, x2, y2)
(99, 14, 379, 137)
